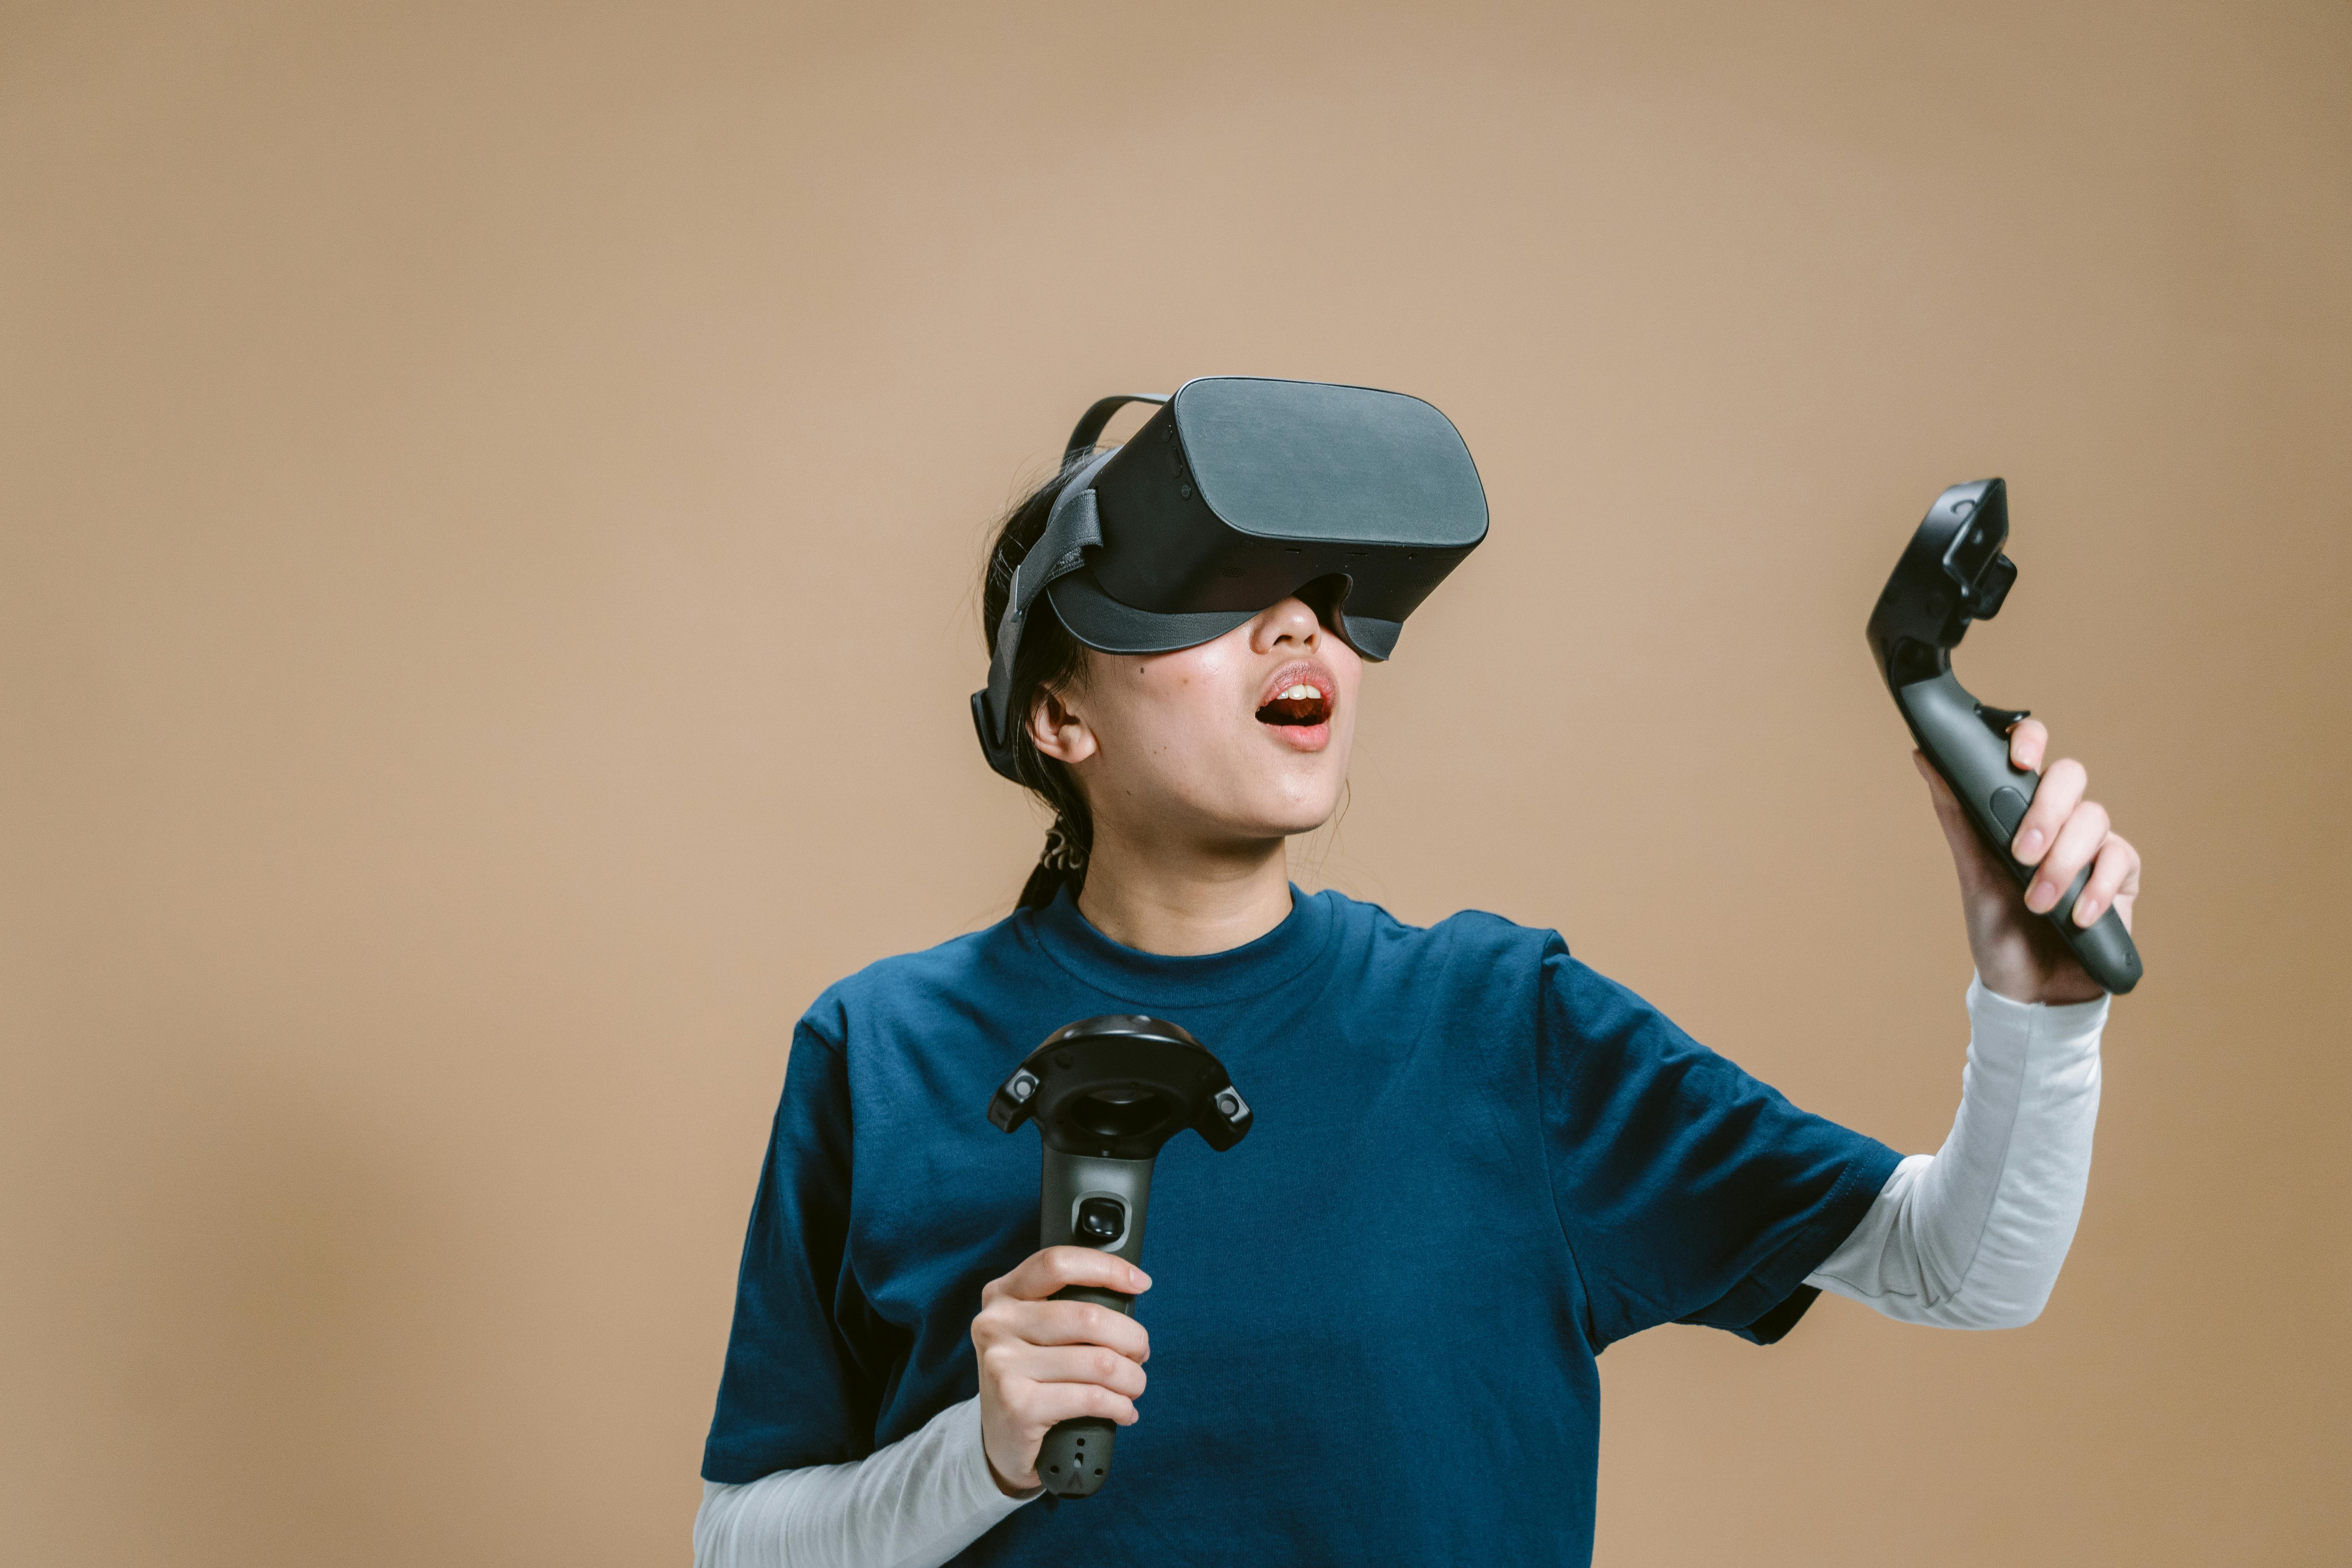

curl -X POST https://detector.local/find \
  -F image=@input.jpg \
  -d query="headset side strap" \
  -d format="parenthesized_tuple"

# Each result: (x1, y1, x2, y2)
(1064, 394, 1169, 463)
(974, 449, 1116, 765)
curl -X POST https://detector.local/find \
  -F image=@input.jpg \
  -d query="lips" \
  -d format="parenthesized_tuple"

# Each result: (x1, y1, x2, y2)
(1255, 661, 1335, 730)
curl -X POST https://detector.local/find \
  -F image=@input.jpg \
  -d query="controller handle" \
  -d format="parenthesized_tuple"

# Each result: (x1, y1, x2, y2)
(1894, 671, 2142, 992)
(987, 1014, 1252, 1499)
(1868, 479, 2142, 995)
(1032, 1147, 1154, 1495)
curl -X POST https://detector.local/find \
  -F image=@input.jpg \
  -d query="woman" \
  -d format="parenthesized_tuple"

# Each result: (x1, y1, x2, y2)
(692, 390, 2138, 1567)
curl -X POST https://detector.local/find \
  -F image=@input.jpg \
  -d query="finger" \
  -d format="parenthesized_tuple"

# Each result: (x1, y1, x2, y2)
(2011, 757, 2085, 867)
(973, 1301, 1150, 1370)
(971, 1293, 1147, 1359)
(2025, 798, 2110, 915)
(2008, 718, 2048, 773)
(1007, 1341, 1150, 1397)
(993, 1247, 1151, 1304)
(2071, 833, 2140, 930)
(998, 1298, 1152, 1362)
(1002, 1377, 1141, 1430)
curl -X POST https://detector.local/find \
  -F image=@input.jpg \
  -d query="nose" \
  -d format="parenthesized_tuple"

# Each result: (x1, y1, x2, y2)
(1249, 596, 1322, 653)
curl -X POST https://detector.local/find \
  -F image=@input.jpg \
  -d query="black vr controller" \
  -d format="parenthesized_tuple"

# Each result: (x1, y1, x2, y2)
(1867, 479, 2143, 995)
(987, 1015, 1252, 1498)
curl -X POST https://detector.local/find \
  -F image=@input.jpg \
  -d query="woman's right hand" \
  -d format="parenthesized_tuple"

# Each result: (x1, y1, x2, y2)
(971, 1247, 1152, 1495)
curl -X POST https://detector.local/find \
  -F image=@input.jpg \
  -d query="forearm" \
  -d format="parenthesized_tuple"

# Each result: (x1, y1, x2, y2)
(1806, 974, 2106, 1328)
(693, 1396, 1035, 1568)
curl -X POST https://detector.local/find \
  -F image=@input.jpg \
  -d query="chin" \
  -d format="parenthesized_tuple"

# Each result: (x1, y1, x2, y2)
(1260, 807, 1338, 839)
(1245, 768, 1347, 838)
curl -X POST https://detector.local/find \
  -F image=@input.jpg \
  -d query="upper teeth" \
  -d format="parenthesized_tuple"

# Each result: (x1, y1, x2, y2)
(1278, 684, 1319, 702)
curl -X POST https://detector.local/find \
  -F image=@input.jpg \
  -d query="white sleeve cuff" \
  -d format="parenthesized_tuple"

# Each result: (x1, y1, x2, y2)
(693, 1396, 1035, 1568)
(1805, 972, 2106, 1329)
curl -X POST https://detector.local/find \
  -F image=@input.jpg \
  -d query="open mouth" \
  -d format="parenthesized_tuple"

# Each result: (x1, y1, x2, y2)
(1256, 685, 1332, 726)
(1255, 666, 1334, 729)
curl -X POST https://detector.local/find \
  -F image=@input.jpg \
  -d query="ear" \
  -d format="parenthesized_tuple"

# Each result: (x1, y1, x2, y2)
(1026, 683, 1099, 767)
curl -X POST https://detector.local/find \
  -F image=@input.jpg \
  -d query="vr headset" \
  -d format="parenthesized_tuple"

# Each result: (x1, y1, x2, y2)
(972, 376, 1489, 780)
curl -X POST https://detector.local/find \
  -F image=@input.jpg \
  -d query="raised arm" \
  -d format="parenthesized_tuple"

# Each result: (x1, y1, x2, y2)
(1808, 722, 2137, 1328)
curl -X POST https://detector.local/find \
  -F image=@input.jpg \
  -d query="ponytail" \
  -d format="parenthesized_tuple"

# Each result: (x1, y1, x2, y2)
(1016, 810, 1091, 912)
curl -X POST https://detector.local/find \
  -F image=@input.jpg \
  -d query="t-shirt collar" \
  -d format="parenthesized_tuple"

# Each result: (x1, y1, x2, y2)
(1026, 881, 1337, 1007)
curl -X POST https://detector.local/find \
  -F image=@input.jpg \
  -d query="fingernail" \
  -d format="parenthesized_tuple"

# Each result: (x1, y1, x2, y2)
(1132, 1270, 1151, 1290)
(2016, 828, 2045, 860)
(2075, 897, 2101, 926)
(2026, 881, 2055, 913)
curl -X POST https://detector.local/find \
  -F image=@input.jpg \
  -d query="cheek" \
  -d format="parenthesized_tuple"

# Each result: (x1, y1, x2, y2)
(1325, 651, 1365, 728)
(1092, 650, 1237, 756)
(1330, 645, 1365, 701)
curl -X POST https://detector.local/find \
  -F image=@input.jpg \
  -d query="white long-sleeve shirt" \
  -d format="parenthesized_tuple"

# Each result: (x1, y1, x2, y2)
(695, 975, 2107, 1568)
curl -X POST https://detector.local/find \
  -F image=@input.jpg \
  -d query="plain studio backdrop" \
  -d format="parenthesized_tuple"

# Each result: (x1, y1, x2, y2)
(3, 3, 2346, 1563)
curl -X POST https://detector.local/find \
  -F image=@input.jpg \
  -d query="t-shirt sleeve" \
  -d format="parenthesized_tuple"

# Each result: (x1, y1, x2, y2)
(1536, 938, 1902, 1350)
(701, 1019, 902, 1483)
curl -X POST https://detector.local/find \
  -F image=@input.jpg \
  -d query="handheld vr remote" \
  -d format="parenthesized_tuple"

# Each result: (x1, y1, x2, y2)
(1866, 479, 2142, 995)
(987, 1015, 1252, 1498)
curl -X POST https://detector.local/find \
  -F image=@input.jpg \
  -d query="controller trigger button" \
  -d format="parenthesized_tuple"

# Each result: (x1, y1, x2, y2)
(1973, 702, 2031, 737)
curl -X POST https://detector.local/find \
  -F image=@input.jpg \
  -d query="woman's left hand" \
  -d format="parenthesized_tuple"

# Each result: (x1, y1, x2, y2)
(1914, 719, 2140, 1005)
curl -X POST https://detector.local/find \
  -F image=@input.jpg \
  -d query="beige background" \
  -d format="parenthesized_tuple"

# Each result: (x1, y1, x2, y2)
(4, 2, 2347, 1563)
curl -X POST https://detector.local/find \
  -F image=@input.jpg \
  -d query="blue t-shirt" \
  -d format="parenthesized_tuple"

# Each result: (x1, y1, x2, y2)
(702, 887, 1899, 1565)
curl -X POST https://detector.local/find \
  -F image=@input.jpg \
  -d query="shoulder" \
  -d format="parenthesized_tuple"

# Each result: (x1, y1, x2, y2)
(795, 912, 1036, 1051)
(1313, 890, 1675, 1041)
(1310, 887, 1568, 1004)
(1313, 886, 1563, 958)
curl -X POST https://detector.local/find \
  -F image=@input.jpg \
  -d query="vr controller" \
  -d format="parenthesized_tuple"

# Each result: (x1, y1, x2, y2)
(1867, 479, 2142, 995)
(987, 1015, 1252, 1498)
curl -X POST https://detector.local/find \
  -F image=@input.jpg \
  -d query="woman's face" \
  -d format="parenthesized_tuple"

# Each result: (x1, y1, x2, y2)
(1027, 596, 1363, 849)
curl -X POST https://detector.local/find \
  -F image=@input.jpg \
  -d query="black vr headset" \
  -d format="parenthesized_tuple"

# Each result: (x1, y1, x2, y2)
(972, 376, 1489, 781)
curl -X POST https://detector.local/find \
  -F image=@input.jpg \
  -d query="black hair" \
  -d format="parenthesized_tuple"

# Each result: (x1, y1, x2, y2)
(981, 455, 1099, 911)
